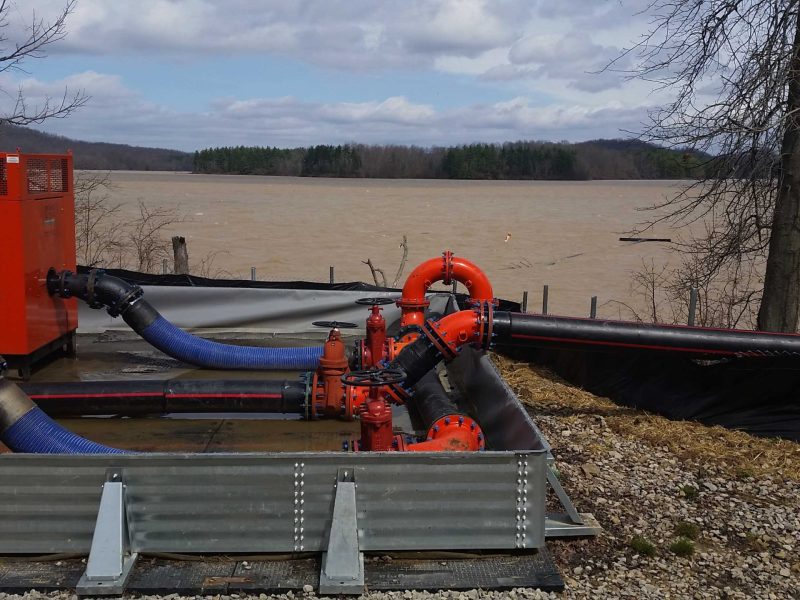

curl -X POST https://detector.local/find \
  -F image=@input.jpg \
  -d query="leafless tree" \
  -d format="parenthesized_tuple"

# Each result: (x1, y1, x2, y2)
(0, 1, 86, 125)
(610, 256, 761, 329)
(127, 201, 183, 273)
(73, 171, 125, 267)
(613, 1, 800, 331)
(362, 235, 409, 288)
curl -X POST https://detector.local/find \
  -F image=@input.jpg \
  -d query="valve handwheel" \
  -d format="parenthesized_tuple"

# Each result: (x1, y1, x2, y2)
(311, 320, 358, 329)
(341, 368, 406, 387)
(355, 297, 396, 306)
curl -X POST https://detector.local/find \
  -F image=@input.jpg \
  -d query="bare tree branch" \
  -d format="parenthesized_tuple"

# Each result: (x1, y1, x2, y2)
(362, 258, 387, 288)
(615, 0, 800, 330)
(0, 1, 87, 126)
(391, 235, 409, 287)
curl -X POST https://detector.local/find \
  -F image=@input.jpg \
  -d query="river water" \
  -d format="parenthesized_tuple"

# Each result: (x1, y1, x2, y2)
(103, 171, 687, 319)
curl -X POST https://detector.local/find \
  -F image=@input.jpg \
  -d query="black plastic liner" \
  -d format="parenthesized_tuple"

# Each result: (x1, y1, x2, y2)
(75, 266, 522, 312)
(502, 345, 800, 441)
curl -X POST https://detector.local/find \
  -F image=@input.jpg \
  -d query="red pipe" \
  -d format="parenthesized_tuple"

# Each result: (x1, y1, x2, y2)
(404, 414, 485, 452)
(399, 252, 494, 328)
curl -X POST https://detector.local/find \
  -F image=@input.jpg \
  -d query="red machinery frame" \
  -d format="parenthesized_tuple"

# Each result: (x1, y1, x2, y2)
(0, 152, 77, 376)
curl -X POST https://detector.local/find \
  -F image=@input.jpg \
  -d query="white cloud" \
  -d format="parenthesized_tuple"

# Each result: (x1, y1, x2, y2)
(0, 1, 670, 148)
(10, 71, 651, 150)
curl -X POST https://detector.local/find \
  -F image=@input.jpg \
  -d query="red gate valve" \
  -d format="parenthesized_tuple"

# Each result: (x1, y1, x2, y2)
(341, 368, 406, 452)
(355, 297, 394, 367)
(310, 321, 357, 419)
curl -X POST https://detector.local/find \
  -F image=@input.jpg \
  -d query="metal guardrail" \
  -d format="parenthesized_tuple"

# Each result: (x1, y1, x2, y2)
(0, 451, 545, 554)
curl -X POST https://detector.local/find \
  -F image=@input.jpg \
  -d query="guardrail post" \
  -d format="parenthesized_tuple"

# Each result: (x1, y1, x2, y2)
(76, 473, 138, 596)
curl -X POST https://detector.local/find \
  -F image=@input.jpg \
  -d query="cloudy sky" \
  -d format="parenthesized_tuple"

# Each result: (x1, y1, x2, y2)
(1, 0, 662, 151)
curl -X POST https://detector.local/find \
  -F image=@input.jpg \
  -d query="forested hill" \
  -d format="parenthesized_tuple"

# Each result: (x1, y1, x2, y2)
(0, 124, 192, 171)
(0, 123, 709, 179)
(194, 139, 712, 180)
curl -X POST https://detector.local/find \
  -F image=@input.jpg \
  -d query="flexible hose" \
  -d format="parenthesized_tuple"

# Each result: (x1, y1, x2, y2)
(139, 315, 322, 370)
(47, 269, 323, 371)
(0, 378, 124, 454)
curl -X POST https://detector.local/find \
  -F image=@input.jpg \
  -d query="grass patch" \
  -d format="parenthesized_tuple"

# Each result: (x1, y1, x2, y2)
(629, 535, 657, 557)
(680, 484, 699, 500)
(674, 520, 700, 540)
(743, 532, 767, 550)
(669, 537, 695, 557)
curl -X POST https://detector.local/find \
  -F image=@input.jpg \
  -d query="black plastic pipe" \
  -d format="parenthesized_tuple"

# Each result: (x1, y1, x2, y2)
(19, 378, 307, 416)
(493, 312, 800, 357)
(410, 370, 464, 432)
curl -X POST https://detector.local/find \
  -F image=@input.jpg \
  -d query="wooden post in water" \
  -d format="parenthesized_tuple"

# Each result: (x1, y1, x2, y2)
(171, 236, 189, 275)
(688, 287, 698, 326)
(542, 285, 549, 315)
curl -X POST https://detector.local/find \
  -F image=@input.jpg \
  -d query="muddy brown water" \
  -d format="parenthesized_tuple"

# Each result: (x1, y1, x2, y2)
(102, 172, 688, 319)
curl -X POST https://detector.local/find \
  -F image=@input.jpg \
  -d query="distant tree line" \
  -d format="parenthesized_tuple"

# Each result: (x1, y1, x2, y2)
(0, 124, 193, 171)
(194, 139, 711, 180)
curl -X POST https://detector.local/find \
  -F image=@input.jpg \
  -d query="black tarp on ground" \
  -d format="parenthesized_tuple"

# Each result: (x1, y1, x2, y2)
(500, 345, 800, 441)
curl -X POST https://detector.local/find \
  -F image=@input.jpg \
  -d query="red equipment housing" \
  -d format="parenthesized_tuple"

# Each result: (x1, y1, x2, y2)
(0, 152, 76, 376)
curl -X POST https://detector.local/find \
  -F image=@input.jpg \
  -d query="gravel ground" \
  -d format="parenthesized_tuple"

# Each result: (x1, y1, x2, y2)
(2, 357, 798, 599)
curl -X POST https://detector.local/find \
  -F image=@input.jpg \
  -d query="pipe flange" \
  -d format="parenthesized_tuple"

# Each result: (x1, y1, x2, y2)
(106, 285, 144, 318)
(85, 269, 105, 309)
(422, 319, 459, 361)
(58, 270, 71, 298)
(441, 250, 454, 285)
(302, 372, 314, 420)
(396, 324, 425, 340)
(483, 302, 494, 351)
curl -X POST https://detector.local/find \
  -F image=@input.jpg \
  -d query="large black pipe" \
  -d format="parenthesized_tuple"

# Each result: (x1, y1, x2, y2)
(409, 370, 464, 432)
(493, 312, 800, 357)
(19, 379, 307, 416)
(390, 308, 800, 396)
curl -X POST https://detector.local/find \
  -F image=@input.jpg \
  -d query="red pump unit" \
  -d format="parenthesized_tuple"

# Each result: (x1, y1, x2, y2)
(0, 152, 77, 377)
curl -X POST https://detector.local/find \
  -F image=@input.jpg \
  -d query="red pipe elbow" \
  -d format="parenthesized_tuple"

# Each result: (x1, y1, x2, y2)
(399, 252, 494, 328)
(424, 308, 484, 358)
(403, 414, 485, 452)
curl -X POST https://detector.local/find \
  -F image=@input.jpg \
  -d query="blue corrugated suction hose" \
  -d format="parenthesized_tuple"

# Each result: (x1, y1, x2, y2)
(140, 315, 323, 370)
(48, 269, 324, 371)
(0, 378, 125, 454)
